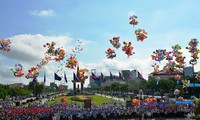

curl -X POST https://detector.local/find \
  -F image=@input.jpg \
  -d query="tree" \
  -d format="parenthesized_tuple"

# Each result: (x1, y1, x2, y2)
(28, 81, 44, 96)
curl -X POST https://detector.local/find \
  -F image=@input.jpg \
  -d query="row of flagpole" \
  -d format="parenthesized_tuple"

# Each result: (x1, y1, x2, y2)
(42, 69, 144, 85)
(43, 71, 68, 84)
(91, 71, 125, 81)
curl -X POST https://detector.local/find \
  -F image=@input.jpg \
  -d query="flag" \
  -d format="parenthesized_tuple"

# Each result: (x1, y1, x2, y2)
(138, 72, 143, 78)
(73, 72, 79, 81)
(91, 72, 100, 80)
(119, 72, 124, 80)
(44, 71, 46, 83)
(54, 72, 62, 81)
(128, 73, 131, 79)
(138, 72, 145, 80)
(110, 72, 114, 80)
(101, 72, 106, 82)
(33, 78, 37, 83)
(64, 72, 67, 83)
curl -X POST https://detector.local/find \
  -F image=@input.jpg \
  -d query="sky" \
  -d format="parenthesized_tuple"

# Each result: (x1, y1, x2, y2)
(1, 0, 200, 89)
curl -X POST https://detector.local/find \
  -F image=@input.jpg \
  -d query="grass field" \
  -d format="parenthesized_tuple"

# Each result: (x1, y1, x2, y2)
(48, 95, 122, 106)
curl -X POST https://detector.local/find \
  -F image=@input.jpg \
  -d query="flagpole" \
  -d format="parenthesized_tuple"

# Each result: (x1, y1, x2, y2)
(54, 71, 55, 83)
(101, 71, 102, 96)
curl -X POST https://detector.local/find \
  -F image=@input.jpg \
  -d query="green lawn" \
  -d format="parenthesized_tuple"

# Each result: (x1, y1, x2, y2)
(48, 95, 122, 106)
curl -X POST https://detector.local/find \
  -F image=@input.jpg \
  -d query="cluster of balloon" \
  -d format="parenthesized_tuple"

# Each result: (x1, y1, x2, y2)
(65, 55, 78, 69)
(44, 42, 66, 61)
(151, 49, 167, 62)
(129, 15, 138, 26)
(182, 79, 190, 93)
(60, 82, 64, 93)
(196, 72, 200, 81)
(145, 97, 156, 104)
(186, 38, 200, 66)
(134, 28, 147, 41)
(152, 63, 160, 74)
(171, 44, 185, 69)
(177, 96, 184, 101)
(132, 98, 141, 106)
(122, 41, 134, 57)
(36, 55, 51, 70)
(163, 61, 177, 75)
(172, 44, 182, 57)
(105, 48, 116, 59)
(61, 96, 67, 104)
(25, 67, 39, 82)
(129, 14, 147, 42)
(174, 89, 180, 98)
(191, 96, 199, 104)
(0, 39, 11, 52)
(60, 82, 67, 104)
(65, 40, 84, 69)
(175, 52, 185, 69)
(78, 68, 89, 81)
(54, 48, 66, 62)
(10, 63, 24, 77)
(109, 37, 121, 49)
(43, 41, 57, 56)
(174, 74, 181, 84)
(43, 41, 67, 74)
(156, 76, 161, 85)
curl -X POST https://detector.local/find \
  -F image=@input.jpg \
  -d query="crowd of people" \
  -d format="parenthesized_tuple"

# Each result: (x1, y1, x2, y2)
(0, 96, 196, 120)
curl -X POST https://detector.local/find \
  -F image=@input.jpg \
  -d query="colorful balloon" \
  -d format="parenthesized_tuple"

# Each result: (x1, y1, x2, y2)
(54, 48, 66, 62)
(152, 63, 160, 74)
(122, 41, 134, 57)
(78, 68, 89, 81)
(134, 28, 147, 41)
(44, 41, 57, 56)
(151, 49, 167, 62)
(0, 39, 11, 52)
(175, 74, 181, 84)
(186, 38, 200, 66)
(129, 15, 138, 26)
(36, 55, 51, 70)
(25, 67, 39, 79)
(132, 98, 141, 106)
(10, 63, 24, 77)
(172, 44, 181, 57)
(145, 97, 156, 104)
(105, 48, 116, 59)
(65, 55, 78, 69)
(163, 61, 177, 75)
(174, 89, 180, 95)
(109, 37, 121, 49)
(181, 79, 190, 93)
(196, 72, 200, 81)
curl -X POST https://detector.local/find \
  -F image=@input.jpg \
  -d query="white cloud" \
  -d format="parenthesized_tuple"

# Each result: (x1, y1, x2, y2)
(1, 32, 200, 89)
(0, 34, 75, 86)
(30, 9, 55, 17)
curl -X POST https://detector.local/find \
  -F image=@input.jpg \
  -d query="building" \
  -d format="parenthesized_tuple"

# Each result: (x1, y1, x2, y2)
(50, 82, 57, 89)
(183, 66, 194, 77)
(89, 69, 145, 87)
(149, 66, 194, 80)
(9, 83, 24, 88)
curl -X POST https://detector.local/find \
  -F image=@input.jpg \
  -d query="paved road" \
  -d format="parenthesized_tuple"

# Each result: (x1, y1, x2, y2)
(95, 93, 125, 102)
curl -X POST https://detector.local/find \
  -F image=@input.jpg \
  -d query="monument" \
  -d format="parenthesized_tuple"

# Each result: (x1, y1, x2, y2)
(72, 66, 84, 95)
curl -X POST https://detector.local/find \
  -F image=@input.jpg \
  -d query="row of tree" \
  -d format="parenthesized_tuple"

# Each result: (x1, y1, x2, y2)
(0, 84, 32, 99)
(88, 75, 199, 97)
